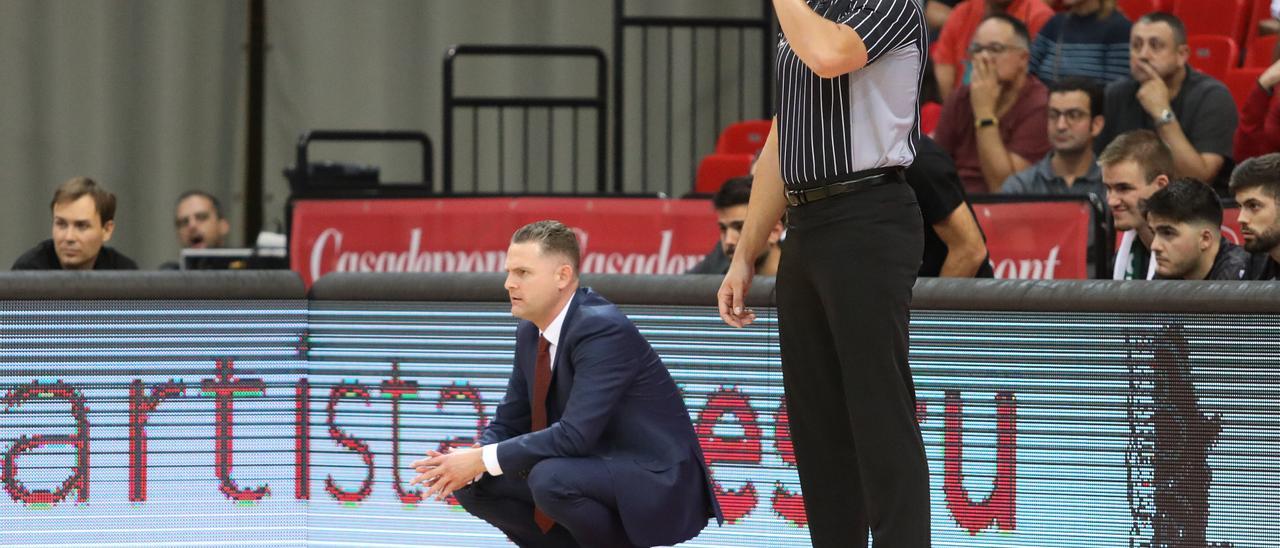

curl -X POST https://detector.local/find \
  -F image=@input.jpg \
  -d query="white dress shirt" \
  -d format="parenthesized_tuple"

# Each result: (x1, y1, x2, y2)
(481, 293, 574, 476)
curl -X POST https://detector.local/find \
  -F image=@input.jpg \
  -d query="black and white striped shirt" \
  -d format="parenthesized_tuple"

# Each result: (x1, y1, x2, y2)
(775, 0, 927, 190)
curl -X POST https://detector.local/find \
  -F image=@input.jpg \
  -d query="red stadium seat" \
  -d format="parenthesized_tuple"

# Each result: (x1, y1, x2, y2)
(1117, 0, 1158, 19)
(714, 119, 772, 155)
(1224, 67, 1266, 110)
(1248, 0, 1276, 35)
(695, 153, 754, 194)
(1187, 35, 1239, 80)
(1174, 0, 1249, 45)
(1245, 35, 1279, 67)
(921, 101, 943, 136)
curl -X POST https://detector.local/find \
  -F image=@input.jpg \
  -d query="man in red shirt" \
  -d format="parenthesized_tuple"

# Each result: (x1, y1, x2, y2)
(935, 14, 1052, 193)
(1234, 56, 1280, 163)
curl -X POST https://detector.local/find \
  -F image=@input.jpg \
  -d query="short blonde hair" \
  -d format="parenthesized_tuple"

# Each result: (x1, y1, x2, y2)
(1097, 130, 1174, 185)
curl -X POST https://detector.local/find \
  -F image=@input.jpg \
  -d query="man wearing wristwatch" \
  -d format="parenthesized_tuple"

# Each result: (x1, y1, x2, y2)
(1095, 12, 1238, 188)
(934, 14, 1051, 194)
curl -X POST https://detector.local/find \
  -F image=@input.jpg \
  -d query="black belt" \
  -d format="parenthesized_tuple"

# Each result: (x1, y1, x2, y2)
(784, 167, 905, 207)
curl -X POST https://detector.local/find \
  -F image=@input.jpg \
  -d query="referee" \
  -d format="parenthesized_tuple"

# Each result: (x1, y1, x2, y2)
(718, 0, 930, 546)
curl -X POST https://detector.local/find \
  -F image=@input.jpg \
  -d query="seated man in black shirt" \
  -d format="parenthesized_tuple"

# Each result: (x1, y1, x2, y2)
(1142, 178, 1249, 280)
(907, 136, 994, 277)
(1229, 153, 1280, 280)
(11, 177, 137, 271)
(685, 177, 783, 275)
(1096, 12, 1237, 187)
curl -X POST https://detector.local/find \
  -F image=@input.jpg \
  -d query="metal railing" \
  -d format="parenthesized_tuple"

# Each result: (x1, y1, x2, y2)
(443, 45, 608, 195)
(612, 0, 774, 195)
(290, 130, 434, 193)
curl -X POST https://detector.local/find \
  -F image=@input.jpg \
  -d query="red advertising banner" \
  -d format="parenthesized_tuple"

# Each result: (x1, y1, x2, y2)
(290, 198, 720, 286)
(972, 200, 1093, 280)
(291, 197, 1097, 285)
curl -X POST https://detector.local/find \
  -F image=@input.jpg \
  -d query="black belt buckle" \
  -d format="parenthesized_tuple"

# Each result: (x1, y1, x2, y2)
(785, 189, 805, 207)
(785, 168, 901, 207)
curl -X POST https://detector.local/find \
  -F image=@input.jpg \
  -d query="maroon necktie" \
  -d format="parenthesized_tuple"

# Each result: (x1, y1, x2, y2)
(531, 335, 556, 533)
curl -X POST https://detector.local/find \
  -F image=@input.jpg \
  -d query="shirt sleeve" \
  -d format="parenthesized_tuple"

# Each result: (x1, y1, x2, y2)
(1183, 84, 1240, 159)
(1235, 83, 1275, 161)
(908, 141, 965, 225)
(1028, 32, 1050, 84)
(1004, 94, 1052, 164)
(1266, 88, 1280, 152)
(836, 0, 924, 65)
(481, 444, 504, 476)
(1000, 171, 1029, 194)
(1104, 18, 1133, 83)
(933, 90, 966, 154)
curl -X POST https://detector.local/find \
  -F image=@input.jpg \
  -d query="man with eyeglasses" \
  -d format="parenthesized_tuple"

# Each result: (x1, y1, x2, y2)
(1002, 76, 1106, 199)
(931, 0, 1054, 95)
(1095, 12, 1237, 188)
(935, 13, 1051, 193)
(159, 190, 231, 270)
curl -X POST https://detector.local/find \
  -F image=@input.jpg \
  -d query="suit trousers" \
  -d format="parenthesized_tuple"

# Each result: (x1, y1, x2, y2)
(775, 180, 931, 547)
(453, 457, 638, 548)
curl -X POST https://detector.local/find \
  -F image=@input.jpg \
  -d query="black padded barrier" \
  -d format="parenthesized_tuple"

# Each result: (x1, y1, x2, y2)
(0, 271, 305, 300)
(310, 272, 1280, 314)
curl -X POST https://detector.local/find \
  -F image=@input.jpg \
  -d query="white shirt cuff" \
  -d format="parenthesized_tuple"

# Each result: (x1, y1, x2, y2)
(481, 444, 504, 476)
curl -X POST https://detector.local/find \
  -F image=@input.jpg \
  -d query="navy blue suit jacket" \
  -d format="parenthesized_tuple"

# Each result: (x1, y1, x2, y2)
(480, 287, 723, 546)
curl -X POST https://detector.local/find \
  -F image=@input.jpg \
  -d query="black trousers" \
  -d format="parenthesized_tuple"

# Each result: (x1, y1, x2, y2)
(453, 457, 638, 548)
(776, 180, 931, 547)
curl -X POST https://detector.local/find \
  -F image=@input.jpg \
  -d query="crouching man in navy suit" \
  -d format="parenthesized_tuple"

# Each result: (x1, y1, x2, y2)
(411, 220, 723, 547)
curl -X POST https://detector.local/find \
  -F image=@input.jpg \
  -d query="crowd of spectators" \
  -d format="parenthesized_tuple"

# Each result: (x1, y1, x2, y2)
(915, 0, 1280, 280)
(925, 1, 1280, 195)
(706, 2, 1280, 281)
(9, 2, 1280, 283)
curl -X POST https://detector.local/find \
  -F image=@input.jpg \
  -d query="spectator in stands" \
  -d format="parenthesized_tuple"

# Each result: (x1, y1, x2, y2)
(933, 0, 1055, 95)
(1028, 0, 1131, 87)
(1142, 178, 1250, 280)
(1099, 130, 1173, 279)
(1234, 55, 1280, 163)
(1096, 12, 1238, 187)
(935, 14, 1052, 193)
(160, 190, 232, 270)
(1003, 77, 1106, 198)
(908, 136, 995, 277)
(11, 177, 137, 271)
(1229, 153, 1280, 280)
(685, 176, 782, 276)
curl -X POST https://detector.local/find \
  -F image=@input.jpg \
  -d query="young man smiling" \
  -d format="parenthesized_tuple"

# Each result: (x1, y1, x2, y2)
(1100, 129, 1172, 280)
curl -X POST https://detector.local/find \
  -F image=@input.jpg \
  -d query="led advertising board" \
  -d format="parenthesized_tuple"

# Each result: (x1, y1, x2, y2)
(4, 300, 1277, 546)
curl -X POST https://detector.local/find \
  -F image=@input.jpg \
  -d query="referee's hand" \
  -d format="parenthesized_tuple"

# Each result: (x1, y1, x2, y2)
(718, 260, 757, 328)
